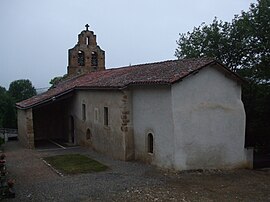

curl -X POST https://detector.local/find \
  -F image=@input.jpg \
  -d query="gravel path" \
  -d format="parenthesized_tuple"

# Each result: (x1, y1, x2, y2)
(3, 141, 163, 202)
(2, 141, 270, 202)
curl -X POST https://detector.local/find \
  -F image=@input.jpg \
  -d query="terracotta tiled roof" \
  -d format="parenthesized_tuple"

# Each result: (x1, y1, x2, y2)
(16, 58, 240, 109)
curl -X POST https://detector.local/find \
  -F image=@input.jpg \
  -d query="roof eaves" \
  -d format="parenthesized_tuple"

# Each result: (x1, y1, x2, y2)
(16, 88, 75, 110)
(211, 61, 247, 84)
(127, 80, 171, 87)
(171, 60, 216, 85)
(75, 86, 122, 90)
(170, 60, 245, 85)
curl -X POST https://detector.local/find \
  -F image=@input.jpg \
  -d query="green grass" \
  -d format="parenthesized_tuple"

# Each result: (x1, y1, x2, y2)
(44, 154, 108, 175)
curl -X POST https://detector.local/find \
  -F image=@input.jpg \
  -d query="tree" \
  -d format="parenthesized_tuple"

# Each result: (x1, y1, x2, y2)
(0, 87, 8, 127)
(49, 74, 68, 89)
(0, 79, 37, 129)
(175, 0, 270, 83)
(233, 0, 270, 83)
(175, 0, 270, 150)
(2, 96, 16, 128)
(8, 79, 37, 103)
(175, 18, 238, 69)
(0, 86, 16, 128)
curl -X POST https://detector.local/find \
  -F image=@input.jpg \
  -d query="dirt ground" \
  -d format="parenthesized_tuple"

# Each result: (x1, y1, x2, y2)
(3, 141, 270, 202)
(114, 168, 270, 202)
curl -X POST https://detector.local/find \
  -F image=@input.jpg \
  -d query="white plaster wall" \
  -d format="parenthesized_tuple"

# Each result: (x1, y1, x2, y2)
(171, 66, 247, 170)
(71, 90, 130, 160)
(132, 86, 175, 168)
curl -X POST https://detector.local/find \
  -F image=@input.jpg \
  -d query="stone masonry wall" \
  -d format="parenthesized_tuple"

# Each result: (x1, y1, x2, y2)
(17, 109, 34, 149)
(120, 90, 134, 160)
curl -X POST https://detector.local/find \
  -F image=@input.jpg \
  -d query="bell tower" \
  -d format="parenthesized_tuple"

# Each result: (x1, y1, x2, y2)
(67, 24, 105, 76)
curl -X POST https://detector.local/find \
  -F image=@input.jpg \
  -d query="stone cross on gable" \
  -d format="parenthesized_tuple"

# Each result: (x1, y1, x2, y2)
(85, 24, 90, 31)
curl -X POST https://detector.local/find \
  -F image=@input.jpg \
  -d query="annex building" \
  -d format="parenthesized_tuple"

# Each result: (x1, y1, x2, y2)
(17, 25, 253, 170)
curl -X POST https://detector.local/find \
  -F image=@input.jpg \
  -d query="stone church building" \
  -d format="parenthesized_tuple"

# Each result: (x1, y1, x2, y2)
(17, 26, 253, 170)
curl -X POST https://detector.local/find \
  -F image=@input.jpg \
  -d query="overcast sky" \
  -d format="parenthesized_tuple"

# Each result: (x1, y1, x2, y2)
(0, 0, 255, 89)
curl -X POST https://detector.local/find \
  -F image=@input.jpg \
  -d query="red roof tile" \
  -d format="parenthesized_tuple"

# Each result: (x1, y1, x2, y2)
(16, 58, 239, 109)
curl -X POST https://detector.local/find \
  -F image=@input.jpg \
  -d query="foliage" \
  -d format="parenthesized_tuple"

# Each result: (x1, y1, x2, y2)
(244, 83, 270, 148)
(8, 79, 37, 103)
(175, 0, 270, 148)
(0, 79, 37, 129)
(0, 137, 4, 146)
(44, 154, 108, 175)
(175, 0, 270, 83)
(2, 96, 17, 128)
(0, 87, 7, 128)
(49, 74, 68, 88)
(233, 0, 270, 83)
(0, 87, 16, 128)
(175, 18, 237, 69)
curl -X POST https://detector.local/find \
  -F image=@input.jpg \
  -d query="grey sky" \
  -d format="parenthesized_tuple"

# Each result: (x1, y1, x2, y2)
(0, 0, 255, 89)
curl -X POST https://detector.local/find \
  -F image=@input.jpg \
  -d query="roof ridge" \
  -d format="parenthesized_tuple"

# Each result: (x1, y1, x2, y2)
(65, 57, 216, 77)
(106, 57, 216, 71)
(106, 59, 179, 71)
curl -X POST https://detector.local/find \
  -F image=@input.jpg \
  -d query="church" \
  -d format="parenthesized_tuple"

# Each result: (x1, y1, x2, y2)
(16, 25, 253, 170)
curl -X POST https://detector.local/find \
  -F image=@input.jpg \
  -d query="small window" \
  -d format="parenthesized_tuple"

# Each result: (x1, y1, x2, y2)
(94, 108, 99, 123)
(91, 51, 98, 67)
(86, 36, 89, 45)
(82, 104, 86, 121)
(104, 107, 108, 126)
(148, 133, 153, 154)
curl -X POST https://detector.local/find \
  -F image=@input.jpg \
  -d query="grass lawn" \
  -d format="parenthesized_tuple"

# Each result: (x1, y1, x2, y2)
(44, 154, 108, 175)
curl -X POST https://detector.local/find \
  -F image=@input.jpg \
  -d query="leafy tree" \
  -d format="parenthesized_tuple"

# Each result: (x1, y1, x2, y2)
(175, 0, 270, 149)
(0, 87, 8, 127)
(49, 74, 68, 88)
(0, 87, 6, 95)
(8, 79, 37, 103)
(0, 79, 37, 129)
(233, 0, 270, 84)
(175, 0, 270, 83)
(0, 86, 16, 128)
(2, 96, 16, 128)
(175, 18, 237, 69)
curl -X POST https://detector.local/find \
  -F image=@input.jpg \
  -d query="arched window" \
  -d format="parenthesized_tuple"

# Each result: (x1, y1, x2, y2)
(78, 50, 85, 66)
(148, 133, 153, 154)
(91, 51, 98, 67)
(86, 129, 91, 140)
